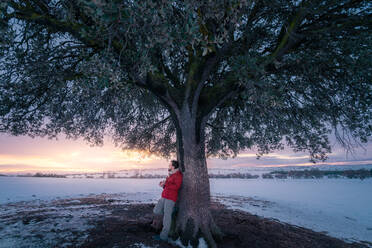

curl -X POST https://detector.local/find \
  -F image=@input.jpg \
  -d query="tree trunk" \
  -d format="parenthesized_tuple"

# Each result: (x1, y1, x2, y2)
(174, 111, 223, 248)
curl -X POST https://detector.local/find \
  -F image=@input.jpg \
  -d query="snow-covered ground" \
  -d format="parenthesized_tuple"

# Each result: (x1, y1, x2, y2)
(1, 176, 372, 247)
(210, 178, 372, 245)
(0, 177, 160, 203)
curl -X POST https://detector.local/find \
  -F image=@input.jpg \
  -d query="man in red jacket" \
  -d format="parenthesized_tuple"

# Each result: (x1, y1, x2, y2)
(152, 160, 183, 242)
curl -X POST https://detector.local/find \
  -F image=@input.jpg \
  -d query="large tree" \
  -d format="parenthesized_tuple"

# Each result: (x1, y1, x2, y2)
(1, 0, 371, 247)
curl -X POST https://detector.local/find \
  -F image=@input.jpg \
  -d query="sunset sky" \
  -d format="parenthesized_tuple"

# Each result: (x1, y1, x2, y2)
(0, 133, 371, 174)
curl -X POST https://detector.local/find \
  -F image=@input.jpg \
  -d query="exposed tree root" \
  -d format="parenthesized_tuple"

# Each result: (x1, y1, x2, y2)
(174, 208, 224, 248)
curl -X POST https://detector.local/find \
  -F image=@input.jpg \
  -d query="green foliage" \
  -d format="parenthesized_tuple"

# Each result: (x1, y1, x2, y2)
(0, 0, 371, 162)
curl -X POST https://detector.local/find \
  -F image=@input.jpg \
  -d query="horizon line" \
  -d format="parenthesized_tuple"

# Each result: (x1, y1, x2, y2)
(2, 162, 372, 175)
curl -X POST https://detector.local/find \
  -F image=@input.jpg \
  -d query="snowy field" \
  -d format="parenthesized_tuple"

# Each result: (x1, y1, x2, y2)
(1, 176, 372, 247)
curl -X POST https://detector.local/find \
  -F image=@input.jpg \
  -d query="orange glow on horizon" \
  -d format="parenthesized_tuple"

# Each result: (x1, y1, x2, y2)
(237, 152, 309, 160)
(1, 134, 371, 174)
(0, 147, 165, 174)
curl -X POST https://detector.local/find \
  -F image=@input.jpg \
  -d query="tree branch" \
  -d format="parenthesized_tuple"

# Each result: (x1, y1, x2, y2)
(263, 4, 308, 65)
(159, 52, 181, 87)
(191, 54, 218, 117)
(139, 115, 171, 136)
(8, 3, 101, 50)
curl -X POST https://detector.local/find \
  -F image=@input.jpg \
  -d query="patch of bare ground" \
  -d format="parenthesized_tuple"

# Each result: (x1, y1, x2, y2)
(79, 201, 369, 248)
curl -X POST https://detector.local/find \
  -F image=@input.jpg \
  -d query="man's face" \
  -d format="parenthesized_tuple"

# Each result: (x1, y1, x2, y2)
(168, 163, 174, 172)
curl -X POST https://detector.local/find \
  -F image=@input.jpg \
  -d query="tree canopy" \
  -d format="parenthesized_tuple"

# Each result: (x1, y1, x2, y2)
(1, 0, 371, 161)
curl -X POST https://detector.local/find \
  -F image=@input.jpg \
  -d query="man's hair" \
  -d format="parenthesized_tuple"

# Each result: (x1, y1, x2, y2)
(171, 160, 179, 169)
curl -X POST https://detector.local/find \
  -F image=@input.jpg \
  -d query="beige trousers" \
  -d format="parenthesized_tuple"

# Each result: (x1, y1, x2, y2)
(153, 197, 175, 240)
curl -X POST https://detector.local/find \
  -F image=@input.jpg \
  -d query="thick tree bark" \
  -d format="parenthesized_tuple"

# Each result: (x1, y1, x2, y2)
(173, 108, 223, 248)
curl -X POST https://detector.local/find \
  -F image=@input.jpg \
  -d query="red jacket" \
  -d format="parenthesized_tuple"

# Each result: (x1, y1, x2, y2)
(161, 170, 183, 202)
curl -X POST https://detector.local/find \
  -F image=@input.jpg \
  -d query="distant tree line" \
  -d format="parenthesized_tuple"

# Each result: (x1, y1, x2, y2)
(105, 173, 260, 179)
(9, 169, 372, 180)
(118, 174, 165, 179)
(69, 173, 166, 179)
(209, 173, 259, 179)
(31, 173, 67, 178)
(262, 168, 372, 180)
